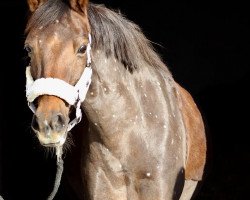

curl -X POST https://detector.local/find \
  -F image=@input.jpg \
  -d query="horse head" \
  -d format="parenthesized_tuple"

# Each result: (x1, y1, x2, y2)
(25, 0, 91, 147)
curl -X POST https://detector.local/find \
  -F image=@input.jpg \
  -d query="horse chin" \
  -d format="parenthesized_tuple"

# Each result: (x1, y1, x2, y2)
(37, 131, 68, 148)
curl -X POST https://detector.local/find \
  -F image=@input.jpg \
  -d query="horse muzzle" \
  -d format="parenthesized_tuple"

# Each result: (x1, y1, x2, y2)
(31, 111, 69, 147)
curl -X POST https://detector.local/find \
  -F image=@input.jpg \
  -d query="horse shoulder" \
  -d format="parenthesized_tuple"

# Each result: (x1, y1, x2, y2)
(175, 82, 206, 181)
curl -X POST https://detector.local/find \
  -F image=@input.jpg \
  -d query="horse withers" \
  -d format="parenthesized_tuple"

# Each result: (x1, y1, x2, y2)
(25, 0, 206, 199)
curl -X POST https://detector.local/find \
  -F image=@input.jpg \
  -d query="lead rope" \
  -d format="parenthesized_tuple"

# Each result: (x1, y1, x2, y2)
(47, 147, 64, 200)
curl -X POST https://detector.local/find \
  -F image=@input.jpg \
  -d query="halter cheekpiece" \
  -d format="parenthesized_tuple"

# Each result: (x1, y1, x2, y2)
(26, 34, 92, 131)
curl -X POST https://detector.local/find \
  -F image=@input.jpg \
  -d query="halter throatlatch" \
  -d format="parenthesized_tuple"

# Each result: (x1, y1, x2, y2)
(26, 34, 92, 132)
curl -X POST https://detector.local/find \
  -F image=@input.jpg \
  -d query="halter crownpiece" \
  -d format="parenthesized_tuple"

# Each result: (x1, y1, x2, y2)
(26, 34, 92, 131)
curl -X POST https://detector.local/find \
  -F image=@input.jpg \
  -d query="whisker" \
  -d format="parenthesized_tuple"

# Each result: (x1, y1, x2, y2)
(63, 132, 75, 155)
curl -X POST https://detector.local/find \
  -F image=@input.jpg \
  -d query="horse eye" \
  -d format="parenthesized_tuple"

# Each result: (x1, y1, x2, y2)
(24, 45, 32, 54)
(77, 45, 87, 54)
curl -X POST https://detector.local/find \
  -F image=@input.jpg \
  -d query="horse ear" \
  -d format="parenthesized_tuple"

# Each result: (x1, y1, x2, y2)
(69, 0, 89, 14)
(27, 0, 47, 12)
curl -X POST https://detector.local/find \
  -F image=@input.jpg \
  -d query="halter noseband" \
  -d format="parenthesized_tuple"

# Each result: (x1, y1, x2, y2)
(26, 34, 92, 132)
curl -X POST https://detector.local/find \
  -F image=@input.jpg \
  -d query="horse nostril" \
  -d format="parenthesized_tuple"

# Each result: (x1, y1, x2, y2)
(58, 114, 65, 126)
(31, 115, 39, 131)
(51, 113, 66, 132)
(32, 115, 51, 135)
(31, 112, 67, 134)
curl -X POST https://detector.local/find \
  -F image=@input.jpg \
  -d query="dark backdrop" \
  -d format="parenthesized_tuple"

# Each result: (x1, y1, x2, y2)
(0, 0, 249, 199)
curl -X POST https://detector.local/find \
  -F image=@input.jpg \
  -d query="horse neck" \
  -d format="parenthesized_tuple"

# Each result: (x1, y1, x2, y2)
(83, 51, 143, 126)
(83, 51, 180, 133)
(82, 51, 186, 168)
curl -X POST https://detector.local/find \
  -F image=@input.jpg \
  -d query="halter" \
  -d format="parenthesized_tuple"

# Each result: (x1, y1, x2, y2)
(26, 34, 92, 132)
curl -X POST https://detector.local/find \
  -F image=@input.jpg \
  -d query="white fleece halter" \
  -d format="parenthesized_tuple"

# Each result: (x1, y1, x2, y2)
(26, 34, 92, 132)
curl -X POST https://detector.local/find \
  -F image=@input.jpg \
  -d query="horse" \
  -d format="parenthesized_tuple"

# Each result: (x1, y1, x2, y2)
(24, 0, 206, 199)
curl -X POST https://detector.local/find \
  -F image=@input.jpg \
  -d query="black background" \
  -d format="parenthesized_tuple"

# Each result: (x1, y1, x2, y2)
(0, 0, 249, 199)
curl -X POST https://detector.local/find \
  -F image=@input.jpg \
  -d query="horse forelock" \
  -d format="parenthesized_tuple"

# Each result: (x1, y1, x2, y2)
(25, 0, 70, 33)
